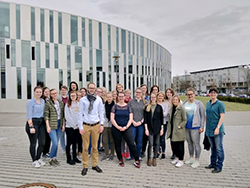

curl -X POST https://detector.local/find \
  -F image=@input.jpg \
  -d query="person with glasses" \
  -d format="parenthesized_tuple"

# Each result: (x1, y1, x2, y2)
(205, 87, 225, 173)
(44, 89, 65, 166)
(183, 88, 205, 168)
(78, 82, 104, 176)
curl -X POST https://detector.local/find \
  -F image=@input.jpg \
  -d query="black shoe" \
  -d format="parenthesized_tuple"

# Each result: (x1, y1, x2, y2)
(92, 165, 103, 173)
(161, 153, 166, 159)
(81, 168, 88, 176)
(67, 160, 76, 165)
(73, 158, 81, 163)
(156, 153, 160, 158)
(205, 165, 215, 169)
(140, 151, 145, 158)
(170, 154, 176, 160)
(212, 169, 221, 173)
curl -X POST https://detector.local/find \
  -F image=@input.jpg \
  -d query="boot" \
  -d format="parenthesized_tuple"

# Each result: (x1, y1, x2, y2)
(153, 158, 157, 166)
(147, 159, 152, 166)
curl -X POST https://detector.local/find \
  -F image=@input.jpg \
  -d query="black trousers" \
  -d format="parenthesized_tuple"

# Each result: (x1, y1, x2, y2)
(25, 118, 46, 162)
(77, 130, 82, 153)
(111, 126, 139, 161)
(65, 127, 78, 161)
(141, 133, 148, 153)
(171, 140, 184, 160)
(43, 132, 51, 155)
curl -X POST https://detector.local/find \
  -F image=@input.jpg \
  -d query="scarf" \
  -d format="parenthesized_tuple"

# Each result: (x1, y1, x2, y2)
(86, 91, 97, 114)
(105, 100, 115, 121)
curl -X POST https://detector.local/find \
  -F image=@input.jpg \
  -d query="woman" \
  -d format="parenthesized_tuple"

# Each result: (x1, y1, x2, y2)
(165, 88, 175, 159)
(64, 91, 81, 165)
(110, 92, 140, 168)
(80, 87, 87, 97)
(102, 92, 115, 160)
(112, 90, 117, 103)
(26, 86, 46, 168)
(144, 93, 163, 166)
(157, 91, 170, 159)
(124, 89, 132, 104)
(150, 85, 159, 95)
(205, 88, 225, 173)
(128, 87, 146, 159)
(183, 87, 205, 168)
(167, 95, 187, 168)
(141, 84, 149, 102)
(76, 91, 83, 102)
(44, 89, 65, 166)
(101, 87, 107, 103)
(42, 87, 51, 158)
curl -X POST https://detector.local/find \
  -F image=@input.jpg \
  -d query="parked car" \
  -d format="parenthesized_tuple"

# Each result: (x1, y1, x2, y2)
(218, 93, 227, 96)
(239, 94, 248, 98)
(228, 94, 236, 97)
(200, 92, 207, 97)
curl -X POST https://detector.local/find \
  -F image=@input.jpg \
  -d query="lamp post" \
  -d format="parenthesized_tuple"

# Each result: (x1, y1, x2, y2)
(112, 55, 120, 84)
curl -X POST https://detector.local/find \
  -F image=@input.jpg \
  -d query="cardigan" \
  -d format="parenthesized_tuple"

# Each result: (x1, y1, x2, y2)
(44, 100, 64, 130)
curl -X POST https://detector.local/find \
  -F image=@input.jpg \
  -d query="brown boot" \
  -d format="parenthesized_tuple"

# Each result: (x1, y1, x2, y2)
(147, 159, 152, 166)
(153, 158, 157, 166)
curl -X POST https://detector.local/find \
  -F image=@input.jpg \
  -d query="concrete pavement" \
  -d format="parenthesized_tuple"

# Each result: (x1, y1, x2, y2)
(0, 112, 250, 188)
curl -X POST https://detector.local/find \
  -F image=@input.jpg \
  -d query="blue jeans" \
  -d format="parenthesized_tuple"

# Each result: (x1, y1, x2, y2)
(60, 131, 66, 151)
(49, 121, 62, 158)
(131, 124, 144, 157)
(207, 133, 225, 171)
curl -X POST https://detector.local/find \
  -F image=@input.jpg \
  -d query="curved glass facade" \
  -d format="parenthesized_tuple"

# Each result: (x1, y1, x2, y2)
(0, 1, 171, 101)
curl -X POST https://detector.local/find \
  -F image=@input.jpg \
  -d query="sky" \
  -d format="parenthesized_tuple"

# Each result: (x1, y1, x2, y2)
(6, 0, 250, 76)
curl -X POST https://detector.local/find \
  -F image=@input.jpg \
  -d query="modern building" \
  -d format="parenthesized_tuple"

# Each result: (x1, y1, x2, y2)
(0, 1, 172, 112)
(173, 65, 250, 95)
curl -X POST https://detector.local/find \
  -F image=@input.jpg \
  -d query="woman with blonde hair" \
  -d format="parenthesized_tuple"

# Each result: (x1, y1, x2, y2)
(144, 93, 163, 166)
(167, 95, 187, 167)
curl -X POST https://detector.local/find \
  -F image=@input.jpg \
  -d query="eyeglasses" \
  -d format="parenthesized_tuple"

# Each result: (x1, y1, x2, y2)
(88, 87, 95, 89)
(187, 93, 194, 96)
(136, 92, 142, 93)
(51, 92, 57, 95)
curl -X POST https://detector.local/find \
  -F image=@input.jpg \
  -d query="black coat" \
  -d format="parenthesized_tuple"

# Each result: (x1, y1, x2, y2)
(144, 104, 163, 135)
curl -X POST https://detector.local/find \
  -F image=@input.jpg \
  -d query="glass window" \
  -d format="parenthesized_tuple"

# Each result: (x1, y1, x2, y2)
(103, 72, 106, 87)
(128, 32, 130, 54)
(108, 25, 111, 51)
(50, 11, 54, 43)
(129, 55, 133, 74)
(79, 70, 82, 87)
(36, 42, 40, 67)
(16, 5, 20, 39)
(108, 52, 111, 72)
(136, 35, 139, 56)
(89, 19, 92, 48)
(82, 18, 85, 47)
(108, 73, 111, 91)
(31, 7, 35, 41)
(132, 33, 135, 55)
(22, 41, 31, 68)
(27, 69, 31, 99)
(97, 72, 100, 87)
(121, 29, 126, 53)
(58, 13, 62, 44)
(17, 67, 21, 99)
(0, 3, 10, 38)
(75, 46, 82, 69)
(89, 49, 93, 70)
(86, 71, 93, 82)
(124, 54, 126, 73)
(54, 44, 58, 68)
(71, 15, 77, 45)
(140, 36, 144, 57)
(67, 45, 70, 69)
(96, 49, 102, 71)
(40, 9, 45, 42)
(59, 69, 63, 89)
(116, 28, 119, 52)
(1, 69, 6, 98)
(45, 43, 49, 68)
(67, 70, 71, 86)
(11, 39, 16, 66)
(0, 39, 5, 67)
(99, 22, 102, 49)
(37, 68, 45, 87)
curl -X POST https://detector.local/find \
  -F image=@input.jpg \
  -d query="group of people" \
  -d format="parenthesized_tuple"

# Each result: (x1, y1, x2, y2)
(26, 81, 225, 176)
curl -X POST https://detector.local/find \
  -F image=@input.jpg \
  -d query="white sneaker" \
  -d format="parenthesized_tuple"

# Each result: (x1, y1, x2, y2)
(32, 160, 41, 168)
(38, 159, 45, 166)
(191, 160, 200, 168)
(171, 158, 179, 164)
(185, 157, 195, 164)
(175, 160, 184, 167)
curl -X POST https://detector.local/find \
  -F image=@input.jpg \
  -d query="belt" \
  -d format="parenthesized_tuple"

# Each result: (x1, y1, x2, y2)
(83, 122, 100, 126)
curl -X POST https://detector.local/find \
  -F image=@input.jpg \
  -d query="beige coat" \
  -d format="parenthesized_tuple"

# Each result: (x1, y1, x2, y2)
(167, 105, 187, 142)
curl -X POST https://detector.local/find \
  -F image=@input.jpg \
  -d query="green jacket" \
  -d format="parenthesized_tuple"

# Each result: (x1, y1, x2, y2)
(44, 100, 64, 130)
(167, 105, 187, 142)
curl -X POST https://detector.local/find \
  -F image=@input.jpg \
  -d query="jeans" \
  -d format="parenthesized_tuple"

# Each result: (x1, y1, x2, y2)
(148, 134, 160, 159)
(60, 131, 66, 151)
(25, 118, 46, 162)
(131, 124, 144, 157)
(160, 123, 167, 153)
(185, 128, 201, 159)
(207, 133, 225, 171)
(49, 120, 62, 158)
(112, 126, 139, 161)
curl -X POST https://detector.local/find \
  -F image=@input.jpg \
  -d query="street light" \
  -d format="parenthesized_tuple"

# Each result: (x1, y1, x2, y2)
(113, 55, 120, 83)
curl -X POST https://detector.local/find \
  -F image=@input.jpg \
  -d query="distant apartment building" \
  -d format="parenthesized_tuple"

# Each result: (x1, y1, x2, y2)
(173, 65, 250, 94)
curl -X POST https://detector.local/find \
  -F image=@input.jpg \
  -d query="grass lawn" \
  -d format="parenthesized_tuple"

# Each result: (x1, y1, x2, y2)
(179, 96, 250, 112)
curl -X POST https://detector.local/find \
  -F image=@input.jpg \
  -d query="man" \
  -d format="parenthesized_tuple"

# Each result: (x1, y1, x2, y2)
(78, 82, 104, 176)
(183, 88, 205, 168)
(205, 87, 225, 173)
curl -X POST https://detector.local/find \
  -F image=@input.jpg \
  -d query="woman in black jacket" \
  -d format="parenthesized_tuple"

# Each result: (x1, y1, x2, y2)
(144, 93, 163, 167)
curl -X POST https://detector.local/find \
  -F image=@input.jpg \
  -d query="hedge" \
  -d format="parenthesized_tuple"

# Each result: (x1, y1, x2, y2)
(217, 96, 250, 104)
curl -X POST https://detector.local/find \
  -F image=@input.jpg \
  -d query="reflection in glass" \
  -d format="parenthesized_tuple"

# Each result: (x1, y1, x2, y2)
(50, 11, 54, 43)
(0, 2, 10, 38)
(108, 25, 111, 51)
(40, 9, 45, 42)
(89, 19, 92, 48)
(16, 5, 20, 39)
(27, 69, 31, 99)
(22, 41, 31, 68)
(71, 15, 77, 45)
(54, 44, 58, 68)
(99, 22, 102, 49)
(75, 46, 82, 69)
(58, 13, 62, 44)
(121, 29, 126, 53)
(31, 7, 35, 40)
(96, 49, 102, 71)
(67, 45, 71, 69)
(11, 39, 16, 66)
(82, 18, 85, 46)
(17, 67, 21, 99)
(45, 43, 49, 68)
(36, 42, 40, 67)
(37, 68, 45, 87)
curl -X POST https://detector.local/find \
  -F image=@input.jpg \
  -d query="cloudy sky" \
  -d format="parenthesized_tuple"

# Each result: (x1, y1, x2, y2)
(7, 0, 250, 76)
